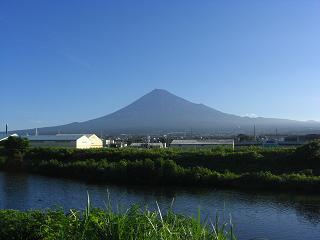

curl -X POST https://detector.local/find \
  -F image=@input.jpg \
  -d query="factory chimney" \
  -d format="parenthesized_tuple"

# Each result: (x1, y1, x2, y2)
(5, 124, 8, 135)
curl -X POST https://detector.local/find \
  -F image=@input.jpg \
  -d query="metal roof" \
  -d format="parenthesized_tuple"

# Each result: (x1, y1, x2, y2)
(56, 134, 98, 139)
(148, 143, 164, 146)
(130, 142, 164, 147)
(171, 139, 234, 145)
(0, 133, 19, 141)
(24, 135, 88, 141)
(130, 143, 144, 147)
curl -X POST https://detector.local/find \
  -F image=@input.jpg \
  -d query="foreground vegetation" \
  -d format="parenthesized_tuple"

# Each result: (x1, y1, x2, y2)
(0, 201, 235, 240)
(1, 137, 320, 192)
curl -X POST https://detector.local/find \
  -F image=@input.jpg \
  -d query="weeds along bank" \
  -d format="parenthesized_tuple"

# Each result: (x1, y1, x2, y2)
(1, 140, 320, 192)
(24, 147, 298, 174)
(22, 158, 320, 192)
(0, 204, 235, 240)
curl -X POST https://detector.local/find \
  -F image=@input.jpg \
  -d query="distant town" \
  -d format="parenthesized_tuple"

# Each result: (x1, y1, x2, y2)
(1, 123, 319, 150)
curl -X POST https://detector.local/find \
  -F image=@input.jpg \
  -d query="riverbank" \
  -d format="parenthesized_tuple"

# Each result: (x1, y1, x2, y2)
(1, 171, 320, 240)
(1, 143, 320, 193)
(0, 203, 235, 240)
(20, 157, 320, 193)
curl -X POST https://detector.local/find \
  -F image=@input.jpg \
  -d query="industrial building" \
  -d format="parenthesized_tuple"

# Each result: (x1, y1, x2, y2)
(25, 134, 102, 149)
(0, 133, 19, 142)
(129, 142, 166, 149)
(170, 139, 234, 149)
(105, 139, 127, 148)
(86, 134, 103, 148)
(57, 134, 103, 148)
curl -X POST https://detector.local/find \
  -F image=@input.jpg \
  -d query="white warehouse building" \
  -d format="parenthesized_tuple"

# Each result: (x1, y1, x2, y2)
(25, 134, 103, 149)
(57, 134, 103, 148)
(86, 134, 103, 148)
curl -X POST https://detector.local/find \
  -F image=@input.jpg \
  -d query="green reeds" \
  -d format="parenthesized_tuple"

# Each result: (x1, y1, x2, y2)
(0, 195, 236, 240)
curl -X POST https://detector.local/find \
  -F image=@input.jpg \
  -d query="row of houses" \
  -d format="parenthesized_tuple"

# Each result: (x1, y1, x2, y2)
(129, 140, 234, 149)
(170, 139, 234, 149)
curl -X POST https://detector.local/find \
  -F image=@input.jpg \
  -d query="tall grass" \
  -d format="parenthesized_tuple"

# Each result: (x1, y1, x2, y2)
(0, 196, 236, 240)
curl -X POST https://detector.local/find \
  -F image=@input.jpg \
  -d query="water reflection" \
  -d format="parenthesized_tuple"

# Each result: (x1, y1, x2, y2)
(0, 172, 30, 209)
(0, 171, 320, 240)
(293, 200, 320, 225)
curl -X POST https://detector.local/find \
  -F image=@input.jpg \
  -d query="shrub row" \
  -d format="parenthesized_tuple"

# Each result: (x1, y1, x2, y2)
(24, 147, 301, 174)
(25, 157, 320, 193)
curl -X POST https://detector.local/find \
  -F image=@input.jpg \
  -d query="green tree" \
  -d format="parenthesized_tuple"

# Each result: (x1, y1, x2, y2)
(3, 137, 29, 165)
(295, 140, 320, 167)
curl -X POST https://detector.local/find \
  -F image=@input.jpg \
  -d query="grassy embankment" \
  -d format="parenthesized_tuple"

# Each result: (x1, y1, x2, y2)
(1, 141, 320, 192)
(0, 200, 235, 240)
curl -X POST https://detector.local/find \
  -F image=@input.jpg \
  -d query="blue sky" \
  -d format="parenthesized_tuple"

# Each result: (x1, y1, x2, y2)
(1, 0, 320, 130)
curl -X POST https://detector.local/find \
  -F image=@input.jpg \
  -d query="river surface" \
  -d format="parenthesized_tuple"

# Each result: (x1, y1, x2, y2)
(0, 171, 320, 240)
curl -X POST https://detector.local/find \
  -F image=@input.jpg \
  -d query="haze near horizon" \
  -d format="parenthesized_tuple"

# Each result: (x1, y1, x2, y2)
(1, 0, 320, 130)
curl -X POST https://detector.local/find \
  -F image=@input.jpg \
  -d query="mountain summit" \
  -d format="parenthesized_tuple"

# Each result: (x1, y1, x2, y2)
(17, 89, 320, 135)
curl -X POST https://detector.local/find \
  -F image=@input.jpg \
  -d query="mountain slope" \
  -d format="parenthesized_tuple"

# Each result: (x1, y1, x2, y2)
(15, 89, 320, 135)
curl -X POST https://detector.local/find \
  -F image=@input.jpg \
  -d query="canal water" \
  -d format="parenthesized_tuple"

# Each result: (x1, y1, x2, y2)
(0, 171, 319, 240)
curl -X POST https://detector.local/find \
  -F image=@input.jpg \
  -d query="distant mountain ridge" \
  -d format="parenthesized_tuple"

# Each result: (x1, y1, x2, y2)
(12, 89, 320, 135)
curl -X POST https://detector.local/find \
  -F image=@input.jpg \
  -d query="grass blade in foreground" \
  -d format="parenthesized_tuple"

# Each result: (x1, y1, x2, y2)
(0, 202, 236, 240)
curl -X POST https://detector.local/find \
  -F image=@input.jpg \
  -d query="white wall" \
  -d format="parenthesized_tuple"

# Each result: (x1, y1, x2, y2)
(76, 136, 92, 149)
(88, 134, 103, 148)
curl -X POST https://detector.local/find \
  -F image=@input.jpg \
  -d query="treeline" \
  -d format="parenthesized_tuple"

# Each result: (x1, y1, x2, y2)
(1, 137, 320, 192)
(23, 146, 315, 174)
(29, 157, 320, 192)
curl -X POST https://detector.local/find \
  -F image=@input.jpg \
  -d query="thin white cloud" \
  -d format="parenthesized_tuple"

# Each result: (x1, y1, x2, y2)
(243, 113, 258, 118)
